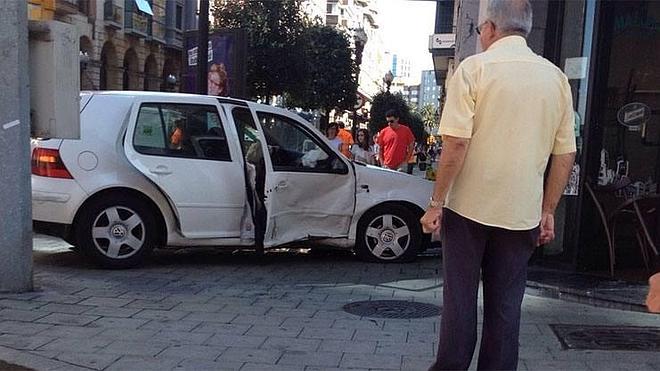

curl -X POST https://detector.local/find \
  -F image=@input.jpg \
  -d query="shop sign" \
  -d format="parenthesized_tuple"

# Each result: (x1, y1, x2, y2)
(617, 102, 651, 131)
(429, 34, 456, 50)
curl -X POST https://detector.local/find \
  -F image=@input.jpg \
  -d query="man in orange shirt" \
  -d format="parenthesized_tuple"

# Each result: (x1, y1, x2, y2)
(376, 109, 415, 171)
(337, 122, 354, 158)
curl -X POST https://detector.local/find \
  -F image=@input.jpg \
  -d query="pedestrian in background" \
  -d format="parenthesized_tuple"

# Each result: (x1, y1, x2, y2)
(337, 121, 354, 158)
(420, 1, 576, 370)
(325, 122, 343, 155)
(376, 109, 415, 171)
(351, 128, 377, 165)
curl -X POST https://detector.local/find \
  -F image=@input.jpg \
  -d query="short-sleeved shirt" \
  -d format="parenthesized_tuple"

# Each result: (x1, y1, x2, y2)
(439, 36, 576, 230)
(377, 124, 415, 169)
(337, 128, 354, 158)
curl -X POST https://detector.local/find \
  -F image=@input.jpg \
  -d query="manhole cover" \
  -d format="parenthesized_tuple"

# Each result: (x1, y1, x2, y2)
(551, 324, 660, 351)
(342, 300, 441, 319)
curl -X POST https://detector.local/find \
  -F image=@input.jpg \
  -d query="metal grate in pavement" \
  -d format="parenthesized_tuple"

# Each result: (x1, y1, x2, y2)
(342, 300, 441, 319)
(550, 324, 660, 351)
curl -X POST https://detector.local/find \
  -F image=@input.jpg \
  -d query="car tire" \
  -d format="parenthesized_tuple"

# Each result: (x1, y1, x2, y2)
(74, 195, 157, 269)
(355, 204, 422, 263)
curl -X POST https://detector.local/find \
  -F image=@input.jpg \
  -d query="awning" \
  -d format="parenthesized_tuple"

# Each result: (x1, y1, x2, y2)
(134, 0, 154, 16)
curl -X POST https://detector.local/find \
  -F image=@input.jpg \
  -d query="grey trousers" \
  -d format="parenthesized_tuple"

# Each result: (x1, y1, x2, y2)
(429, 209, 539, 371)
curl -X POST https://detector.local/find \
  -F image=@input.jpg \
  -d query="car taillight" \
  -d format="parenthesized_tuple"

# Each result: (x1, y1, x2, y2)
(31, 148, 73, 179)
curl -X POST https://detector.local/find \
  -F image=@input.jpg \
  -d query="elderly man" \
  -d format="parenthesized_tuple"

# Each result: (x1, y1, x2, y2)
(420, 1, 576, 370)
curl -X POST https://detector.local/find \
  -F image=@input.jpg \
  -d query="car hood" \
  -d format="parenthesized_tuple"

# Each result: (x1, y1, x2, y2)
(353, 162, 434, 210)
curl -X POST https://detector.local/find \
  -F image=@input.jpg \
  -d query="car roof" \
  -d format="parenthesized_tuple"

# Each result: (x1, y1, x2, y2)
(83, 91, 250, 106)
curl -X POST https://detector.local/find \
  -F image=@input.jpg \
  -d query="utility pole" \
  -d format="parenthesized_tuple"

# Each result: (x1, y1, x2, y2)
(0, 1, 33, 292)
(196, 0, 209, 95)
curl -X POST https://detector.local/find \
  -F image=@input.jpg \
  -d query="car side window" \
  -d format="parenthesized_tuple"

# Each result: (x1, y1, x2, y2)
(256, 112, 348, 174)
(133, 103, 231, 161)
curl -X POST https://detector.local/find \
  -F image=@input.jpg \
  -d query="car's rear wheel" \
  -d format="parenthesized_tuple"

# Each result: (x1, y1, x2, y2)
(355, 204, 422, 263)
(75, 195, 156, 268)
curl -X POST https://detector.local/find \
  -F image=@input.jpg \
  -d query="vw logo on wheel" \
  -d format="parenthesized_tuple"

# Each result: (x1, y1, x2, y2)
(381, 230, 395, 244)
(111, 225, 126, 238)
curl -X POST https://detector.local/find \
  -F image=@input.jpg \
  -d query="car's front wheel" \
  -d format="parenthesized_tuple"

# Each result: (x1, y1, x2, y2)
(75, 195, 157, 269)
(355, 204, 422, 263)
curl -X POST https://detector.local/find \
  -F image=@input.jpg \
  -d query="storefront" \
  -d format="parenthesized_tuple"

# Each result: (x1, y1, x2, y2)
(537, 0, 659, 277)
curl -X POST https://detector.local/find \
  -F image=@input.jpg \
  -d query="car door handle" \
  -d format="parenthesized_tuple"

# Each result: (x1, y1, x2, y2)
(275, 181, 288, 190)
(149, 165, 172, 175)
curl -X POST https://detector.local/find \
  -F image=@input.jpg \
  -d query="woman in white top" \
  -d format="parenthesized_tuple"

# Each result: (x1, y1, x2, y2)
(326, 122, 344, 155)
(350, 128, 377, 165)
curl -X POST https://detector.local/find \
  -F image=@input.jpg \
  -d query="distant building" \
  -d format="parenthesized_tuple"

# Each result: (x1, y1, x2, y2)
(391, 54, 412, 80)
(418, 70, 441, 110)
(402, 85, 420, 109)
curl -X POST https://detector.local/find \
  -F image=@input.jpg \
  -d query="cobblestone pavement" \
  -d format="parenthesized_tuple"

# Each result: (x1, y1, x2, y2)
(0, 234, 658, 370)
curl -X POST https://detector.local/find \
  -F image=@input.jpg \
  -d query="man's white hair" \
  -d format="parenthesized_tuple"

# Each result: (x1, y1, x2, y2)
(486, 0, 533, 37)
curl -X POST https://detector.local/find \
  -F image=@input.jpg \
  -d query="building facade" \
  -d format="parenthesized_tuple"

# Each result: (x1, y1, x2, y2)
(431, 0, 660, 275)
(418, 70, 441, 110)
(29, 0, 197, 93)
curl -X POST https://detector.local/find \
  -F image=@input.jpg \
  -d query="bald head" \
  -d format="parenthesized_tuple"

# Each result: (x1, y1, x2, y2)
(486, 0, 533, 38)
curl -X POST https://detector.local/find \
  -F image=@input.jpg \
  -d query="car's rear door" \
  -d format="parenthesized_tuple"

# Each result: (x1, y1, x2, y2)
(124, 95, 246, 239)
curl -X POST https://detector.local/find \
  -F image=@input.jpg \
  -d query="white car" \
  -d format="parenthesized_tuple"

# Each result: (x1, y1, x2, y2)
(32, 91, 433, 268)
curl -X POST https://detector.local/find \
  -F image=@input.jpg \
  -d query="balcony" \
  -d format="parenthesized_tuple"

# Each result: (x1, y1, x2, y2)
(55, 0, 79, 15)
(165, 28, 183, 50)
(326, 14, 339, 26)
(125, 8, 149, 37)
(103, 0, 123, 29)
(148, 2, 166, 43)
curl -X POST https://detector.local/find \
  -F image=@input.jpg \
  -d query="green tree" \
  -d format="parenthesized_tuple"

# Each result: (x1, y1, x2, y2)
(369, 92, 428, 143)
(420, 104, 440, 134)
(286, 25, 358, 127)
(211, 0, 310, 100)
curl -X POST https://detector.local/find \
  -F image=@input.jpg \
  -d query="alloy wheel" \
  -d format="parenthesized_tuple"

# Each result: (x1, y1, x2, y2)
(364, 213, 411, 260)
(91, 206, 145, 259)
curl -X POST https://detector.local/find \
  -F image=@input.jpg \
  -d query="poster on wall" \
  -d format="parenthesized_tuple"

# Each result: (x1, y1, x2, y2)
(182, 29, 247, 98)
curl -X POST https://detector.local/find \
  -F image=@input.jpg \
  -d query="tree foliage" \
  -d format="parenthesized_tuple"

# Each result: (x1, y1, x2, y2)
(285, 25, 358, 118)
(419, 104, 440, 135)
(368, 92, 429, 143)
(211, 0, 310, 99)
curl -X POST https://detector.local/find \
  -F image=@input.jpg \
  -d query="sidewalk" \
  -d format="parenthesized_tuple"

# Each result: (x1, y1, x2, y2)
(0, 235, 657, 371)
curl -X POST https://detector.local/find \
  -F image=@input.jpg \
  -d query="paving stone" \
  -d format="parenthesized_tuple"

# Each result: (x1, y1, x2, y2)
(83, 306, 142, 318)
(0, 299, 46, 311)
(264, 307, 317, 318)
(100, 340, 170, 357)
(140, 319, 202, 332)
(133, 309, 190, 321)
(231, 314, 286, 326)
(125, 299, 180, 310)
(522, 359, 590, 371)
(261, 337, 321, 352)
(182, 311, 237, 323)
(240, 363, 304, 371)
(340, 352, 402, 369)
(220, 305, 271, 316)
(38, 325, 104, 339)
(205, 334, 266, 348)
(173, 359, 243, 371)
(74, 289, 127, 298)
(333, 318, 384, 330)
(38, 303, 95, 315)
(78, 297, 134, 307)
(105, 355, 181, 371)
(39, 338, 113, 353)
(88, 317, 149, 329)
(402, 355, 435, 371)
(118, 292, 170, 301)
(585, 361, 659, 371)
(276, 350, 341, 367)
(376, 341, 435, 357)
(353, 329, 408, 343)
(94, 328, 159, 341)
(171, 302, 224, 313)
(36, 313, 99, 326)
(192, 322, 250, 335)
(55, 352, 121, 370)
(280, 317, 334, 328)
(0, 320, 52, 335)
(318, 339, 377, 354)
(216, 347, 282, 364)
(0, 309, 49, 322)
(299, 327, 355, 340)
(157, 344, 224, 361)
(155, 330, 213, 345)
(31, 293, 86, 304)
(0, 334, 55, 350)
(245, 325, 303, 338)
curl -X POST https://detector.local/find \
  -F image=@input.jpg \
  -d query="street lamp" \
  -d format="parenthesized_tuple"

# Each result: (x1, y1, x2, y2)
(383, 70, 394, 92)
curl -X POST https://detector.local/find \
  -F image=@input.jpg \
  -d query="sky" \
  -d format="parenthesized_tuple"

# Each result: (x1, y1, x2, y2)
(378, 0, 436, 84)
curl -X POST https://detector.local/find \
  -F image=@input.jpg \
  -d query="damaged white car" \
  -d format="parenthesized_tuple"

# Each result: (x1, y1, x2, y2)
(32, 92, 434, 268)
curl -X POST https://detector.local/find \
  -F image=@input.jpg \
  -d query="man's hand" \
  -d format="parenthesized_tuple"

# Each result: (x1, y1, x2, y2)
(537, 212, 555, 246)
(420, 207, 443, 235)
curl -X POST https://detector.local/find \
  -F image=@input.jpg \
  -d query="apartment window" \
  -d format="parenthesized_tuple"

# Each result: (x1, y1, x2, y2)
(175, 4, 183, 30)
(327, 3, 333, 13)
